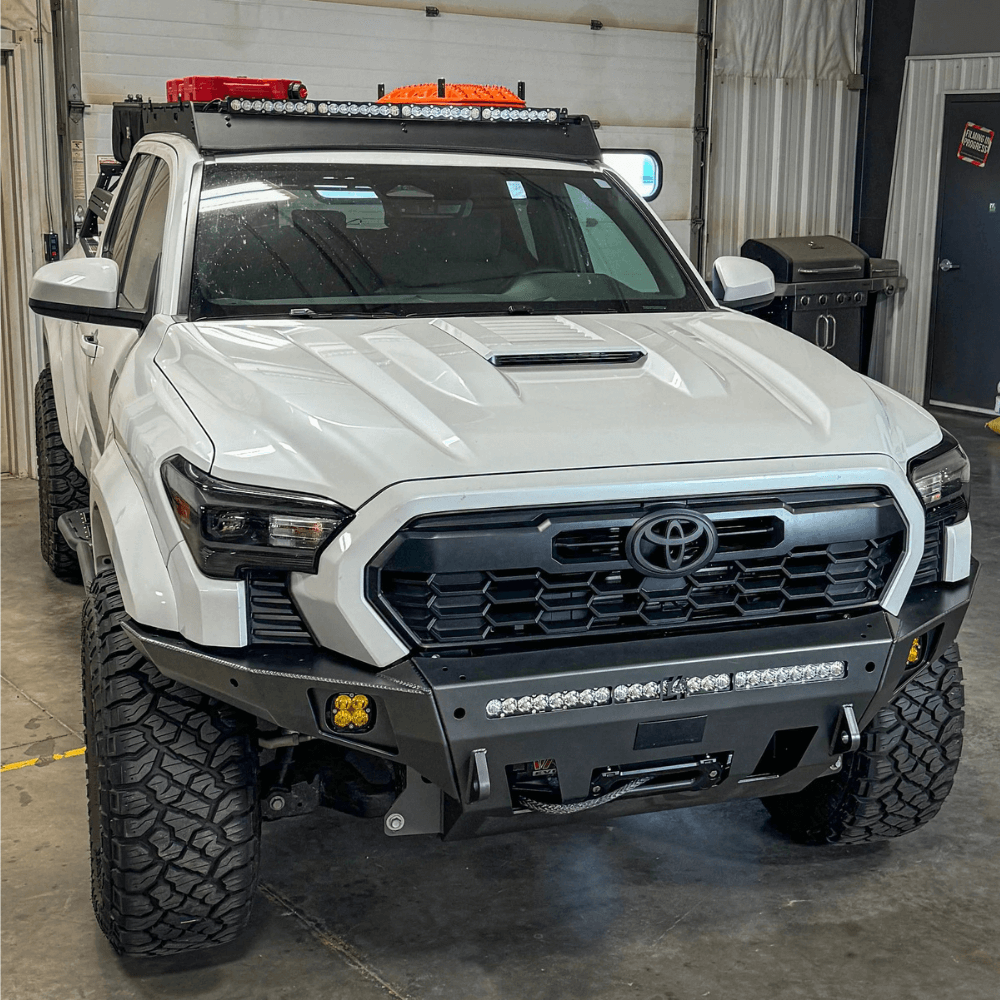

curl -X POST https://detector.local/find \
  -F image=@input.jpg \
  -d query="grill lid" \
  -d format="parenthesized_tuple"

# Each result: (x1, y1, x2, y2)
(740, 235, 869, 283)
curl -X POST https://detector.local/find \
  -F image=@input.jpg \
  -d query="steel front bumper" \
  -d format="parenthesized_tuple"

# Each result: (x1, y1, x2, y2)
(124, 563, 977, 840)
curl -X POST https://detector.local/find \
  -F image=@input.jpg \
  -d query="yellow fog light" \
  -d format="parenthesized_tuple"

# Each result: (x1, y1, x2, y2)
(329, 693, 374, 732)
(907, 636, 924, 665)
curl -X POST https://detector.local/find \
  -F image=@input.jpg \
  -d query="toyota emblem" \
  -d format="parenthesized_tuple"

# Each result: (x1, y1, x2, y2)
(625, 509, 718, 577)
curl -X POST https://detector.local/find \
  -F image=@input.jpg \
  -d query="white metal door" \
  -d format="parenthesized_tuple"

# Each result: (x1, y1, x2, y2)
(77, 0, 700, 251)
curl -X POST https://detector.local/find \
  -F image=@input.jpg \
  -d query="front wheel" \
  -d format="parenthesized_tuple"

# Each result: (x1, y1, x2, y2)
(763, 644, 965, 844)
(82, 569, 261, 955)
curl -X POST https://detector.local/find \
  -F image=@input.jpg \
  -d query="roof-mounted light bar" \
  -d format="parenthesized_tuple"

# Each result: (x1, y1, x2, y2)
(225, 98, 567, 124)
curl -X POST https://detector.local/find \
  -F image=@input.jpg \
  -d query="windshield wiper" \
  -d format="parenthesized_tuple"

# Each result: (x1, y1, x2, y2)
(288, 307, 406, 319)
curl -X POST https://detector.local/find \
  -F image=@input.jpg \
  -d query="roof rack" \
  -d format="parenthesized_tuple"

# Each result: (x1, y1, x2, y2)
(111, 99, 602, 164)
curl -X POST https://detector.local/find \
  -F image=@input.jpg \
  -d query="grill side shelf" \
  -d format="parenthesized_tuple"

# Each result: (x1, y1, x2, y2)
(247, 573, 315, 646)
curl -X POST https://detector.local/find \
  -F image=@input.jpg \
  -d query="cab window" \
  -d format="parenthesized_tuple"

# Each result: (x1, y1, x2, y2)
(102, 154, 153, 268)
(119, 159, 170, 312)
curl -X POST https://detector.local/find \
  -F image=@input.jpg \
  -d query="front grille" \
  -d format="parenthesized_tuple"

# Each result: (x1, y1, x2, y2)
(912, 496, 969, 587)
(552, 516, 783, 563)
(247, 574, 314, 646)
(369, 488, 906, 652)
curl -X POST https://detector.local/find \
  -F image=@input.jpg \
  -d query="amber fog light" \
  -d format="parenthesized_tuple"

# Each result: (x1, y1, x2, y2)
(907, 636, 926, 666)
(328, 693, 375, 733)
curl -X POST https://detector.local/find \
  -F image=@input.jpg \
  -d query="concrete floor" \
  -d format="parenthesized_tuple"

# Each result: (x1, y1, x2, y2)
(2, 410, 998, 1000)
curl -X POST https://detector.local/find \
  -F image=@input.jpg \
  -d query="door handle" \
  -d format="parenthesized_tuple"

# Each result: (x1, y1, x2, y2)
(815, 314, 837, 350)
(938, 258, 960, 272)
(79, 332, 100, 359)
(815, 315, 827, 349)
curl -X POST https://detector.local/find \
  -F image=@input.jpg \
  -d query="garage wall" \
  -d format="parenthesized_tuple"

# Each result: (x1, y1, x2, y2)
(1, 7, 63, 478)
(78, 0, 700, 251)
(872, 53, 1000, 401)
(705, 0, 863, 270)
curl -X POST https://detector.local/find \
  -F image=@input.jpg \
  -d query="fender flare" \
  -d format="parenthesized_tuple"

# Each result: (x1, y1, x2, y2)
(89, 441, 179, 632)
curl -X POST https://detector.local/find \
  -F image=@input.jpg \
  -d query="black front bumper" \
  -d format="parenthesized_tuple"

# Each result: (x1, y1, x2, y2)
(124, 564, 977, 840)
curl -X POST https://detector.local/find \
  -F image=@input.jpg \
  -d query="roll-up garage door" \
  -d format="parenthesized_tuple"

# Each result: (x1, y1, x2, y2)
(78, 0, 700, 252)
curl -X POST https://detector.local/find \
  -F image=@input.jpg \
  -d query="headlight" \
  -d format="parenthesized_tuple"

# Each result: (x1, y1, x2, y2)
(161, 455, 353, 579)
(907, 430, 971, 512)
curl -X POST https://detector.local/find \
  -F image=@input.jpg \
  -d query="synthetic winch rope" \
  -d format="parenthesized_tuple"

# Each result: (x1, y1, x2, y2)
(519, 777, 652, 815)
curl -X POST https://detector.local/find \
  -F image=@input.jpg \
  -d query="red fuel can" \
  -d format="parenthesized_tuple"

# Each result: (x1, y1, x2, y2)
(166, 76, 307, 103)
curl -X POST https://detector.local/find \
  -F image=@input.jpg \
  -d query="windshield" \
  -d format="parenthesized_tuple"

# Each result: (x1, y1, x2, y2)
(189, 161, 707, 320)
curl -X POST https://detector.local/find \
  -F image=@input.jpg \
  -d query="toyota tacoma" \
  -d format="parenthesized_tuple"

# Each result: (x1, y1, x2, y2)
(29, 80, 976, 956)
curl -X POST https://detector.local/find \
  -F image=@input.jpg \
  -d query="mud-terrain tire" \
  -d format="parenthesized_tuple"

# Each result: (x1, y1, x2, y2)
(763, 644, 964, 844)
(82, 569, 260, 955)
(34, 367, 89, 581)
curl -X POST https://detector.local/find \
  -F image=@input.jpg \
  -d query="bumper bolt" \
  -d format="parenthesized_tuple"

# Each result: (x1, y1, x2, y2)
(830, 756, 843, 771)
(268, 794, 286, 813)
(386, 813, 405, 832)
(709, 770, 719, 778)
(591, 785, 602, 795)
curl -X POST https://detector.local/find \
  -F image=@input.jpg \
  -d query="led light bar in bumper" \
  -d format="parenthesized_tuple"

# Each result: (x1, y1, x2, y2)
(733, 661, 845, 690)
(484, 661, 847, 718)
(225, 98, 565, 123)
(487, 687, 612, 719)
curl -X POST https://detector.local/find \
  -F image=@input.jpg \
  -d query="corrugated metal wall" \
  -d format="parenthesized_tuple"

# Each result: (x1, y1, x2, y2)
(705, 0, 862, 271)
(77, 0, 700, 250)
(873, 53, 1000, 401)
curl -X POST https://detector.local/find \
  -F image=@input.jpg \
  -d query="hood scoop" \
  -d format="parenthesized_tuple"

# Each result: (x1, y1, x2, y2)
(431, 315, 646, 367)
(490, 349, 644, 367)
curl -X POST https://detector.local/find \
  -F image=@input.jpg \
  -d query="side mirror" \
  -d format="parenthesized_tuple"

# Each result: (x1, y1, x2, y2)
(711, 256, 775, 312)
(28, 258, 141, 328)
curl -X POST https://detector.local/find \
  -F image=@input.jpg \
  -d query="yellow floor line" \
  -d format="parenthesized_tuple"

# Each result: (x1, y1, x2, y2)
(0, 747, 85, 773)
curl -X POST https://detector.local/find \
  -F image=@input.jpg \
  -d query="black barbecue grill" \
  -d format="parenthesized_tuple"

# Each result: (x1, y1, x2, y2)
(740, 234, 906, 372)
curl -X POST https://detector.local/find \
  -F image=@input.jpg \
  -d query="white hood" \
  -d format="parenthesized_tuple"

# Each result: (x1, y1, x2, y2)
(154, 310, 940, 509)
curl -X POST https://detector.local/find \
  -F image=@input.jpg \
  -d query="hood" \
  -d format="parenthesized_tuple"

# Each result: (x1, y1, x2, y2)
(154, 310, 940, 508)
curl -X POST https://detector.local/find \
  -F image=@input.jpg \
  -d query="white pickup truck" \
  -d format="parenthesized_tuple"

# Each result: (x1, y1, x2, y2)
(29, 88, 976, 957)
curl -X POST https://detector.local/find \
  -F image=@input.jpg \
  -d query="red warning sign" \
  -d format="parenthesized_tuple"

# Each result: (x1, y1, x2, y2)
(957, 122, 994, 167)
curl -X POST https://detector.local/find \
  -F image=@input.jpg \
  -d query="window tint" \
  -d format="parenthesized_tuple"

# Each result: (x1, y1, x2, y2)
(120, 159, 170, 311)
(565, 183, 658, 292)
(102, 154, 153, 268)
(190, 162, 706, 319)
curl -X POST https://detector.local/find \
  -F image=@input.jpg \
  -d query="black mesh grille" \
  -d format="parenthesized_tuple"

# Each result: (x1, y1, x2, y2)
(247, 574, 314, 646)
(911, 497, 969, 587)
(370, 489, 906, 652)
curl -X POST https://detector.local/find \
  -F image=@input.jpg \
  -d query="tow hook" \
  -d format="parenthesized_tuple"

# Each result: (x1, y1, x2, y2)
(831, 704, 861, 754)
(467, 748, 491, 802)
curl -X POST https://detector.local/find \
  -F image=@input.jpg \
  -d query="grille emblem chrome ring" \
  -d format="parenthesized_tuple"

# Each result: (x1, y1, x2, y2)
(625, 509, 718, 577)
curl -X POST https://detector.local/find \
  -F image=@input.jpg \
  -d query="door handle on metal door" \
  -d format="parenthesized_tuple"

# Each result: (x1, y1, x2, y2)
(79, 333, 100, 359)
(938, 258, 960, 272)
